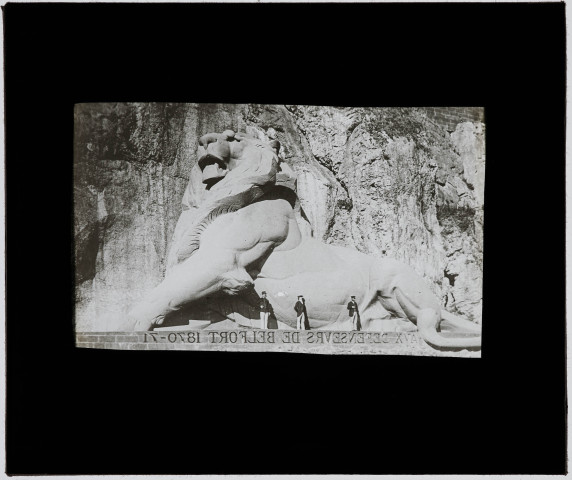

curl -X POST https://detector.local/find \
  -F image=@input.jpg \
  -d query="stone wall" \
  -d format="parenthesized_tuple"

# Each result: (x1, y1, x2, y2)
(74, 104, 485, 331)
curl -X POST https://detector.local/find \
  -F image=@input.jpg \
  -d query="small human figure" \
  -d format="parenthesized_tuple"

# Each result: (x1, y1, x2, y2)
(295, 295, 305, 330)
(303, 299, 310, 330)
(347, 295, 361, 331)
(259, 291, 271, 329)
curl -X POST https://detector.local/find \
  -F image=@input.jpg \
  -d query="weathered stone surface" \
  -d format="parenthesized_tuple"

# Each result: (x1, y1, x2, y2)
(74, 104, 484, 331)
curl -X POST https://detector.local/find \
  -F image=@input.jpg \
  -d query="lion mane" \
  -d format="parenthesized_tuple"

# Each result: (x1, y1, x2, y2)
(167, 131, 282, 268)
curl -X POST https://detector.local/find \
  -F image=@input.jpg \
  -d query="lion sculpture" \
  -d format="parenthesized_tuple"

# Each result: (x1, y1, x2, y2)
(128, 130, 482, 349)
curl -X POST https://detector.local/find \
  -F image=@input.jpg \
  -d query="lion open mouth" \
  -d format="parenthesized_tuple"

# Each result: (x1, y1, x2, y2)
(198, 153, 228, 188)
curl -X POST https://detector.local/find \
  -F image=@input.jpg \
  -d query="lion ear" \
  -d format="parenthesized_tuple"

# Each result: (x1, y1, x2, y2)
(269, 140, 281, 155)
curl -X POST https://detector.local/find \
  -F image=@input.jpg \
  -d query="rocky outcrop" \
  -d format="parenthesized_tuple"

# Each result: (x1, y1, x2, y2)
(74, 103, 484, 331)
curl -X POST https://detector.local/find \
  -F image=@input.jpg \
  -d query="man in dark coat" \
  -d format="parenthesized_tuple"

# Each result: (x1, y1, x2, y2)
(259, 291, 271, 329)
(347, 295, 361, 331)
(294, 295, 305, 330)
(303, 300, 310, 330)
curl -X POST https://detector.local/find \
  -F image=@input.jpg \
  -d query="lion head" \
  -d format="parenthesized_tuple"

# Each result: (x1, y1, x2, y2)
(197, 130, 281, 189)
(168, 130, 285, 267)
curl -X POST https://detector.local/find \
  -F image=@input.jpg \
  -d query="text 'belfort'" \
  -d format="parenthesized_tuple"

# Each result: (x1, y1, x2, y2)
(143, 330, 422, 345)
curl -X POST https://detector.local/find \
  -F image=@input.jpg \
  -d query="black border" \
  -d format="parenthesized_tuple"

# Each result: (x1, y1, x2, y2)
(4, 2, 566, 475)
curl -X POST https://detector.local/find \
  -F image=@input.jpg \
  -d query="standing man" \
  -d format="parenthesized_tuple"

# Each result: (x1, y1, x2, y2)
(295, 295, 305, 330)
(347, 295, 361, 331)
(259, 291, 271, 329)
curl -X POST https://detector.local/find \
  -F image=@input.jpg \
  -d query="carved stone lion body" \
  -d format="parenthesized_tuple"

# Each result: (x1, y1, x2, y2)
(128, 130, 481, 349)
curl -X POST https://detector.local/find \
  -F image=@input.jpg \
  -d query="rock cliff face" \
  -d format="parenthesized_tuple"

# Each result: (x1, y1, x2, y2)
(74, 103, 485, 331)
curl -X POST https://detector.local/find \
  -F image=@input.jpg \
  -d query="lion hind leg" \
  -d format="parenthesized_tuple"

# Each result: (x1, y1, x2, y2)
(392, 286, 481, 350)
(391, 284, 437, 324)
(388, 270, 481, 334)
